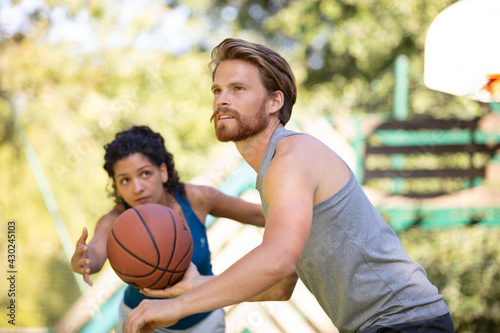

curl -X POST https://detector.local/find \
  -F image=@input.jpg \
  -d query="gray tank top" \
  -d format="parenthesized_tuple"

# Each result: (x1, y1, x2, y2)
(256, 127, 449, 333)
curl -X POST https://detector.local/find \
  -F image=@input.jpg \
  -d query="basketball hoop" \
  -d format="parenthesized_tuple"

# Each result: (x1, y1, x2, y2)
(424, 0, 500, 102)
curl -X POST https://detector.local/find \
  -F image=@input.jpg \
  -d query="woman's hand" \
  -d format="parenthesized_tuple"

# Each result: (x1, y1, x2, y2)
(70, 227, 93, 286)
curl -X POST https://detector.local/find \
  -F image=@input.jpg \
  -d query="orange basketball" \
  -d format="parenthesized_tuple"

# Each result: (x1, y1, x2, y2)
(107, 203, 193, 289)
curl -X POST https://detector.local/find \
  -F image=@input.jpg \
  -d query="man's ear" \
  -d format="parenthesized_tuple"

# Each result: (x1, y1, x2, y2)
(269, 90, 284, 115)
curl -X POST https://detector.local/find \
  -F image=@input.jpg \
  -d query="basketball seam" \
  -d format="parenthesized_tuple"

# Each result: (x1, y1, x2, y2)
(133, 207, 162, 270)
(166, 238, 192, 287)
(151, 209, 179, 288)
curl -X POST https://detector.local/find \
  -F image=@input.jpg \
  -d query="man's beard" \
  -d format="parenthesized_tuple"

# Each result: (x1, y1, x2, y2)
(211, 101, 269, 142)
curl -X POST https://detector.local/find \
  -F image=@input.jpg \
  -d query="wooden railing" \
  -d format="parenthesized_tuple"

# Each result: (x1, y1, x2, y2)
(363, 117, 500, 197)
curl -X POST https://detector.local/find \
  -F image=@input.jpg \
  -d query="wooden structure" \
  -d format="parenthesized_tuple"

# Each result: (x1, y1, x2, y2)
(364, 117, 500, 197)
(328, 109, 500, 234)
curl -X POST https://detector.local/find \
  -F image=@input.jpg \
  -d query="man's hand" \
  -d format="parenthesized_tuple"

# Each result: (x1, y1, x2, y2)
(125, 298, 181, 333)
(140, 262, 212, 298)
(70, 227, 93, 286)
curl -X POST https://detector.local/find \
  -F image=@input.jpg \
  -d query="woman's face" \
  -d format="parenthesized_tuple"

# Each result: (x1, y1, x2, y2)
(113, 153, 168, 207)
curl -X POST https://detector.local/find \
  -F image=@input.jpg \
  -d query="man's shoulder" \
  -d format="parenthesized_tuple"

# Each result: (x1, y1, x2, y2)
(275, 132, 316, 154)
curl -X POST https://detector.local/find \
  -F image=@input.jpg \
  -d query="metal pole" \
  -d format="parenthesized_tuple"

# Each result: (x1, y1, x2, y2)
(393, 55, 410, 121)
(11, 93, 88, 294)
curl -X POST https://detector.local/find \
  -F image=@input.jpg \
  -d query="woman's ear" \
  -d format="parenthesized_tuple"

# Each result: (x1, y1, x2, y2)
(113, 180, 122, 197)
(160, 163, 168, 183)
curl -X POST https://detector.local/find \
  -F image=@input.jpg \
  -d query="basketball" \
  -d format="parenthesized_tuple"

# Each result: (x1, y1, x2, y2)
(107, 203, 193, 289)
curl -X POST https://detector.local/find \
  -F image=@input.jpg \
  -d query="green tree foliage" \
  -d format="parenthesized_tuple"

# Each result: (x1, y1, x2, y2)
(207, 0, 483, 119)
(0, 0, 220, 327)
(401, 226, 500, 332)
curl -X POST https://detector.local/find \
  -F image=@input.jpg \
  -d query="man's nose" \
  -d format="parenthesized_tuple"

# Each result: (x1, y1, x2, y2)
(216, 91, 230, 108)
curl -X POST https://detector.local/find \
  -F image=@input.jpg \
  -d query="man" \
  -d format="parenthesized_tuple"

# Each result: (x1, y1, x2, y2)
(125, 38, 454, 333)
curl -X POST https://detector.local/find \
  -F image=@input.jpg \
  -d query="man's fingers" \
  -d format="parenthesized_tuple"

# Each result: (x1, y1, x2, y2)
(140, 287, 175, 298)
(139, 262, 202, 298)
(139, 324, 155, 333)
(125, 299, 179, 333)
(125, 304, 145, 333)
(125, 300, 162, 333)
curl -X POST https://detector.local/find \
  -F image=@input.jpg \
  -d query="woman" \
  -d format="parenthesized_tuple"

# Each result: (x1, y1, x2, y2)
(71, 125, 265, 333)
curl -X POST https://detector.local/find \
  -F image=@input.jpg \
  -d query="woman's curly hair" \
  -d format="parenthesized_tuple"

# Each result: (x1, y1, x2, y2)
(103, 125, 185, 204)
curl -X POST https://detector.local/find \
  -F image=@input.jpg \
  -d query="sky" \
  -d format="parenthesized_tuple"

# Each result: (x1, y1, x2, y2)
(0, 0, 207, 54)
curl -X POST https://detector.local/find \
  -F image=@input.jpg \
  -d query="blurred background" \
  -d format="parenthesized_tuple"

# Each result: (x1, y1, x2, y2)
(1, 0, 499, 332)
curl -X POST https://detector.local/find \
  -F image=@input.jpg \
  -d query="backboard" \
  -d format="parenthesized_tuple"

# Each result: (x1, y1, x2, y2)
(424, 0, 500, 102)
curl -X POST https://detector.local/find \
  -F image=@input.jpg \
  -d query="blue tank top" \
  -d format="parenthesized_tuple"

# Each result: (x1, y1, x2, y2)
(122, 189, 214, 330)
